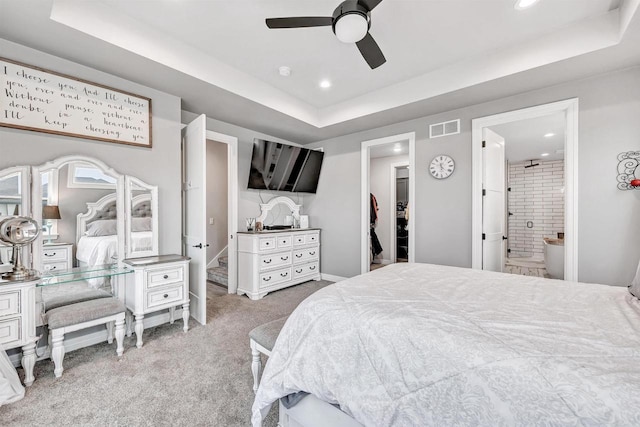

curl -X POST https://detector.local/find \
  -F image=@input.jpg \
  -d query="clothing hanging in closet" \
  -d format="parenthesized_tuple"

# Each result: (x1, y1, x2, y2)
(370, 193, 383, 256)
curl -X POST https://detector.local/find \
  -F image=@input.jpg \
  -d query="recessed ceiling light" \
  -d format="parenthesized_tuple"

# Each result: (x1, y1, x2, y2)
(319, 80, 332, 89)
(514, 0, 541, 10)
(393, 147, 402, 152)
(278, 66, 291, 77)
(544, 132, 555, 138)
(541, 152, 550, 157)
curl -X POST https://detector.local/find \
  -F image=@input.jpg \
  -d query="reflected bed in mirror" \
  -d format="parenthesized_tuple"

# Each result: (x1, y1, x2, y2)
(76, 193, 154, 268)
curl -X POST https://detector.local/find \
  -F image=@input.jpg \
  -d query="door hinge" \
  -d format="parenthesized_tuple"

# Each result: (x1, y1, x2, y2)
(502, 236, 508, 240)
(482, 189, 486, 196)
(482, 233, 486, 240)
(482, 140, 486, 148)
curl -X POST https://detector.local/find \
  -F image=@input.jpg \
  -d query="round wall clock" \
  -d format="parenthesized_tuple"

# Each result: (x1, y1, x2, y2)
(430, 155, 455, 179)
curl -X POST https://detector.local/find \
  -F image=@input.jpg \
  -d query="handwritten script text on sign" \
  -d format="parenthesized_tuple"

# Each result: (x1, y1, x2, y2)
(1, 59, 150, 146)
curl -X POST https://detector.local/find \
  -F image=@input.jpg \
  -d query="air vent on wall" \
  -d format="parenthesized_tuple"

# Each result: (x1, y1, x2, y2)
(429, 119, 460, 139)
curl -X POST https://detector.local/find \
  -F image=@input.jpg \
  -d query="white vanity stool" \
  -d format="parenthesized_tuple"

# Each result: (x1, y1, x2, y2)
(122, 255, 191, 348)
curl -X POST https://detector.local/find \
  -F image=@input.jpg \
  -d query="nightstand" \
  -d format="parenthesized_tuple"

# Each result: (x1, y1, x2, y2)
(122, 255, 190, 348)
(42, 243, 73, 272)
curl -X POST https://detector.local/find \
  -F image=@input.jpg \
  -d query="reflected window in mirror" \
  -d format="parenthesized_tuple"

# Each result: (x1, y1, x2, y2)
(68, 163, 117, 190)
(0, 171, 22, 216)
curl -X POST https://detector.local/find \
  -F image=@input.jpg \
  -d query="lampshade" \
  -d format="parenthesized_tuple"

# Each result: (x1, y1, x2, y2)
(334, 13, 368, 43)
(43, 205, 61, 220)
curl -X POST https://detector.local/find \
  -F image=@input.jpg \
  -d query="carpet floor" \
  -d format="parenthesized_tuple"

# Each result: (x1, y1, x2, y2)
(1, 280, 332, 426)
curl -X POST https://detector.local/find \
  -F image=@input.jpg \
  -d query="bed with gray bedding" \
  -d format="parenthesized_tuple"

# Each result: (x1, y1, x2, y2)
(253, 262, 640, 426)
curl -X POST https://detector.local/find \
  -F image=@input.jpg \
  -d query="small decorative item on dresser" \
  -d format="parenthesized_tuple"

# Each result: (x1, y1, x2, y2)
(256, 221, 263, 232)
(616, 151, 640, 190)
(246, 217, 256, 232)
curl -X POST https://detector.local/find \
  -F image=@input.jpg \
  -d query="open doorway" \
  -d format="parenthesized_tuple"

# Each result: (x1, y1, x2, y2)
(361, 132, 416, 274)
(487, 113, 566, 278)
(472, 99, 578, 281)
(205, 139, 229, 310)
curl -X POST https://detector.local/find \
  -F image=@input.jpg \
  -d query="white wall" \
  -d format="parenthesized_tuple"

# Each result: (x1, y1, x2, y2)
(0, 39, 183, 255)
(206, 140, 228, 264)
(305, 66, 640, 286)
(508, 160, 565, 258)
(370, 154, 409, 262)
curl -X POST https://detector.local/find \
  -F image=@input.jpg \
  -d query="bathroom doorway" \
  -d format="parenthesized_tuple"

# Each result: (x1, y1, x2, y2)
(471, 99, 578, 281)
(488, 114, 566, 278)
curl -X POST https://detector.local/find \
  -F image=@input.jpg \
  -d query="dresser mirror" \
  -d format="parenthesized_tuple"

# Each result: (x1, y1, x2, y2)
(20, 155, 160, 273)
(256, 196, 301, 227)
(0, 166, 31, 268)
(124, 176, 158, 259)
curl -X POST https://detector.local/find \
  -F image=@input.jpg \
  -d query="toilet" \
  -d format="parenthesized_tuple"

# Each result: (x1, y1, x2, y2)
(543, 238, 564, 279)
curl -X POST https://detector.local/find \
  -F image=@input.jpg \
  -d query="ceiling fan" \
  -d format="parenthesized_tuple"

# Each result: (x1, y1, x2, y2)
(265, 0, 386, 69)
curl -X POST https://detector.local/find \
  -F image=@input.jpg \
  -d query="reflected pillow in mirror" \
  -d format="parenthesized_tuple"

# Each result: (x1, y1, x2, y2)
(86, 219, 118, 237)
(629, 258, 640, 299)
(131, 217, 152, 232)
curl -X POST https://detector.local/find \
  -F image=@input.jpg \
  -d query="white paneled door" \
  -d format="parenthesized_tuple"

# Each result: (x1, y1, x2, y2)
(182, 114, 208, 325)
(482, 128, 506, 272)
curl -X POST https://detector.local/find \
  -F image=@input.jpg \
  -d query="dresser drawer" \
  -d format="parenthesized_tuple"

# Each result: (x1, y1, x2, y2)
(146, 284, 184, 310)
(293, 247, 319, 264)
(293, 262, 319, 280)
(259, 237, 277, 251)
(42, 247, 68, 261)
(259, 251, 292, 271)
(0, 317, 20, 345)
(259, 267, 291, 289)
(146, 266, 184, 289)
(277, 236, 292, 248)
(293, 235, 306, 246)
(305, 233, 319, 244)
(0, 291, 20, 317)
(42, 261, 69, 272)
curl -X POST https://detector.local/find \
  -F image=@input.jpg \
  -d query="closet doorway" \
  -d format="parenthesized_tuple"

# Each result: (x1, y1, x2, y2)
(360, 132, 416, 274)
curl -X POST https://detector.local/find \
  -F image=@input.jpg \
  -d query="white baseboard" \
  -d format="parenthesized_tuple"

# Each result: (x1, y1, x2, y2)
(9, 309, 185, 367)
(321, 273, 348, 282)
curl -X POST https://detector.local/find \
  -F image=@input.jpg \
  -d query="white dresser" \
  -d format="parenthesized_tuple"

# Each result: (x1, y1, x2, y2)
(0, 279, 38, 386)
(122, 255, 190, 348)
(237, 229, 321, 300)
(41, 243, 73, 272)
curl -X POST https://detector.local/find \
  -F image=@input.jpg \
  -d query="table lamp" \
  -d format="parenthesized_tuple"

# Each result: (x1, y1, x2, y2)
(42, 205, 61, 245)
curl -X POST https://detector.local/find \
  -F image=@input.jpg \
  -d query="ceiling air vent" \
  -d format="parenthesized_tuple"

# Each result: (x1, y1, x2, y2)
(429, 119, 460, 139)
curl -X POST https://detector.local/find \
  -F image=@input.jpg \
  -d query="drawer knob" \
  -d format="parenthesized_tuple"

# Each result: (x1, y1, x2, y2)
(264, 259, 272, 264)
(50, 266, 56, 270)
(280, 272, 288, 277)
(263, 276, 271, 282)
(163, 275, 169, 279)
(310, 251, 316, 256)
(265, 242, 270, 246)
(44, 252, 56, 257)
(296, 269, 302, 274)
(163, 294, 169, 298)
(281, 256, 288, 261)
(310, 266, 316, 270)
(296, 254, 302, 258)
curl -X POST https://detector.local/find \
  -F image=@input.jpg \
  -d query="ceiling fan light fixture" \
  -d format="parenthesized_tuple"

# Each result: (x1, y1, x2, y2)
(514, 0, 541, 10)
(334, 13, 368, 43)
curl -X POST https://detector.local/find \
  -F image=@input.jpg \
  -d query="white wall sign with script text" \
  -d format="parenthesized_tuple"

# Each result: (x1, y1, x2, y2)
(0, 57, 152, 147)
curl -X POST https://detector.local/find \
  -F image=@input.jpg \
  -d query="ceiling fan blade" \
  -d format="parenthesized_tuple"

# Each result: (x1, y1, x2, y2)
(266, 17, 333, 29)
(356, 33, 386, 69)
(358, 0, 383, 12)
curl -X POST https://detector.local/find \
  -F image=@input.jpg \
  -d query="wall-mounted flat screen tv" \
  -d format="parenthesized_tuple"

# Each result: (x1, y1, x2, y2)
(248, 139, 324, 193)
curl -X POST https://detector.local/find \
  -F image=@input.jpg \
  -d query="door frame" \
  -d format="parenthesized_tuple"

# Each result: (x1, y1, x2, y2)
(361, 132, 416, 274)
(471, 98, 579, 281)
(205, 130, 239, 294)
(389, 161, 410, 264)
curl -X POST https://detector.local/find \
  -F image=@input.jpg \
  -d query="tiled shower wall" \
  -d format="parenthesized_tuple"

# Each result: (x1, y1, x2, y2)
(508, 160, 564, 258)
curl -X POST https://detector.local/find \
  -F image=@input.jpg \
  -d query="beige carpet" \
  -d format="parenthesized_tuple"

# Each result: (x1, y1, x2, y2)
(1, 280, 332, 426)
